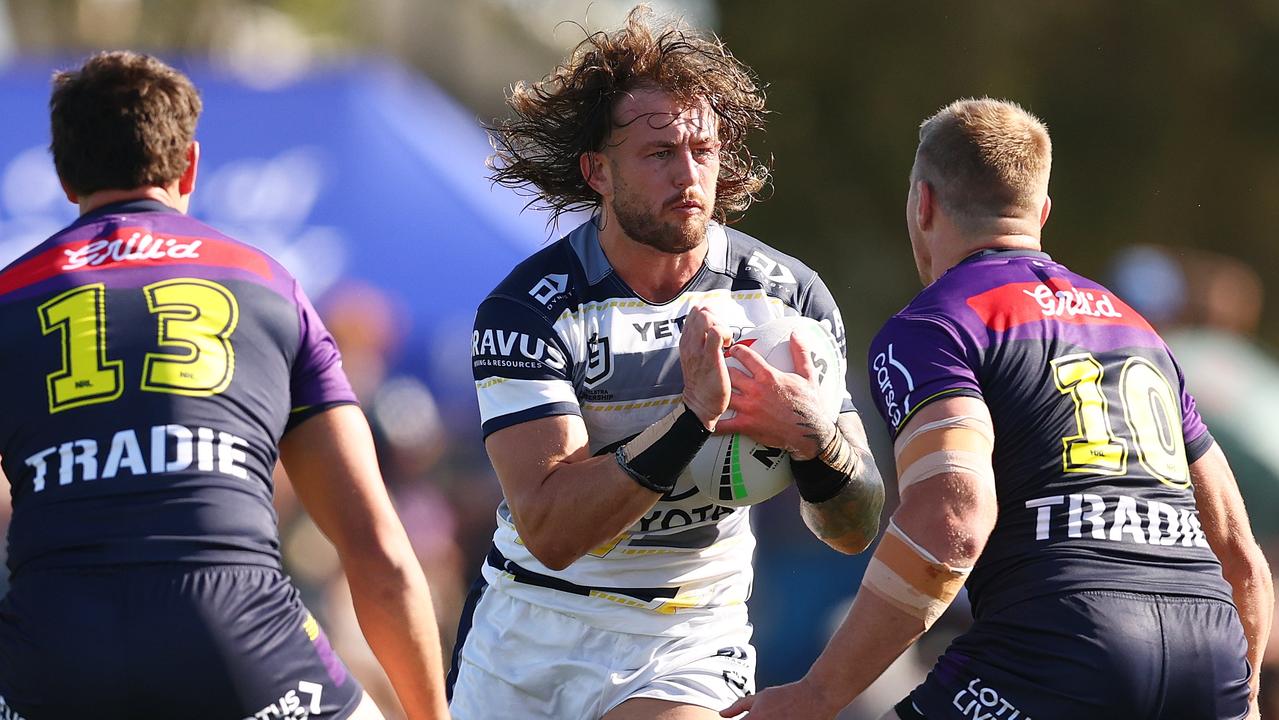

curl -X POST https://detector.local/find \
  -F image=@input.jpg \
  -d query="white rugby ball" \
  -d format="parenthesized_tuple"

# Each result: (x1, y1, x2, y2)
(688, 316, 846, 507)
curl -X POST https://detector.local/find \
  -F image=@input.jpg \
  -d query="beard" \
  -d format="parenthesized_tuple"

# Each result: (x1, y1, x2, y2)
(610, 188, 710, 255)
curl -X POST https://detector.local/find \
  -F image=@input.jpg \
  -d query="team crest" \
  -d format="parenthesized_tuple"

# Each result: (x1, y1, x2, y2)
(583, 333, 613, 387)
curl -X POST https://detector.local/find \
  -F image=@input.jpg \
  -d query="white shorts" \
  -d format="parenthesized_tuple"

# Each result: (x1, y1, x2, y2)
(447, 584, 756, 720)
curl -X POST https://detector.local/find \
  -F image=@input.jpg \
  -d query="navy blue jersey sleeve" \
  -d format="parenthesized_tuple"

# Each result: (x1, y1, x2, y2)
(800, 273, 856, 414)
(867, 315, 983, 437)
(473, 295, 579, 438)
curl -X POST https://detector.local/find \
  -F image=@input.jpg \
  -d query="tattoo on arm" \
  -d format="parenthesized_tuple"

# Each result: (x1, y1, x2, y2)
(798, 418, 836, 449)
(801, 446, 884, 546)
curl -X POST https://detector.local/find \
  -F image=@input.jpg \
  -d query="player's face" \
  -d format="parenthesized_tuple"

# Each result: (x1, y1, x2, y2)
(599, 89, 720, 254)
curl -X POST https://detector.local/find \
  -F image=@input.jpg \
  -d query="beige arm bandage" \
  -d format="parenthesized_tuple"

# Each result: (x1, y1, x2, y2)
(893, 415, 996, 496)
(861, 520, 971, 628)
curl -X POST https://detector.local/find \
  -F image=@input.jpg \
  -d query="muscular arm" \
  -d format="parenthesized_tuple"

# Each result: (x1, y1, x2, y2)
(484, 413, 672, 570)
(485, 305, 732, 571)
(1190, 442, 1273, 706)
(724, 396, 997, 718)
(798, 412, 884, 554)
(280, 405, 449, 720)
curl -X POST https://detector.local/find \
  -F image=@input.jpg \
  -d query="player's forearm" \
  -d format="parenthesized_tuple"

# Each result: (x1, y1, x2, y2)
(796, 414, 884, 553)
(345, 547, 450, 720)
(799, 445, 883, 553)
(800, 589, 927, 713)
(511, 453, 667, 570)
(1189, 444, 1273, 700)
(1220, 546, 1273, 702)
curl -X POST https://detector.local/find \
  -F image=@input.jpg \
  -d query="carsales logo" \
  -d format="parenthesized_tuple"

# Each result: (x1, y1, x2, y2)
(872, 343, 914, 428)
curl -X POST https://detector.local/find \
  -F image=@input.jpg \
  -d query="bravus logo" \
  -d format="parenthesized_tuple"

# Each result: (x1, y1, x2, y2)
(472, 328, 568, 371)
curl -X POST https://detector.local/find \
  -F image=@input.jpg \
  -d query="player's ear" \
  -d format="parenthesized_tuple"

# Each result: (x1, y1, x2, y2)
(580, 151, 610, 197)
(1038, 195, 1052, 228)
(914, 180, 935, 231)
(178, 141, 200, 196)
(60, 178, 79, 204)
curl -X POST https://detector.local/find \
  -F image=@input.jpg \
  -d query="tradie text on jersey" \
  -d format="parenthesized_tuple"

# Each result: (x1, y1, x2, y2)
(24, 423, 252, 492)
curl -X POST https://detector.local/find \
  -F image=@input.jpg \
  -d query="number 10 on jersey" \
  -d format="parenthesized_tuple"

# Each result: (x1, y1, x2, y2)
(1051, 352, 1190, 488)
(39, 279, 239, 413)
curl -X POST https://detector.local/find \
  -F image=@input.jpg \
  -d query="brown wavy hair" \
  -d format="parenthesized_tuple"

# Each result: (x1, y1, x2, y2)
(489, 5, 770, 225)
(50, 51, 201, 196)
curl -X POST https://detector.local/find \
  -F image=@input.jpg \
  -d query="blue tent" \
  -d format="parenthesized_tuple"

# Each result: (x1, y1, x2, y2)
(0, 57, 565, 397)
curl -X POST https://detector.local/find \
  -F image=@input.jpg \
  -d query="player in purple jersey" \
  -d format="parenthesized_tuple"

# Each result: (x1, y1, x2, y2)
(449, 7, 883, 720)
(726, 99, 1274, 720)
(0, 52, 449, 719)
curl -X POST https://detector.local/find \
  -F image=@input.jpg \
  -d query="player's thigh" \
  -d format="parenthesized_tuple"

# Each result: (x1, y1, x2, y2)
(449, 587, 618, 719)
(604, 624, 754, 717)
(877, 710, 904, 720)
(602, 697, 724, 720)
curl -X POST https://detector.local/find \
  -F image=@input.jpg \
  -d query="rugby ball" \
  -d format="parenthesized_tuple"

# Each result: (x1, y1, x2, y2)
(688, 316, 845, 507)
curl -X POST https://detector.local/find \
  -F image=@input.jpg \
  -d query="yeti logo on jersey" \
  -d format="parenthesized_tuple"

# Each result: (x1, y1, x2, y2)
(583, 333, 613, 387)
(529, 273, 569, 306)
(746, 251, 796, 286)
(872, 343, 915, 428)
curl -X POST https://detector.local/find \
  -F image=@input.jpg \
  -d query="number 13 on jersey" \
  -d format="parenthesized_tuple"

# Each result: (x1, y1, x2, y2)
(39, 279, 239, 413)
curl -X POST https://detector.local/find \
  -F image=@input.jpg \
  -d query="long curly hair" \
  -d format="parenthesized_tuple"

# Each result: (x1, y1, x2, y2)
(489, 6, 770, 225)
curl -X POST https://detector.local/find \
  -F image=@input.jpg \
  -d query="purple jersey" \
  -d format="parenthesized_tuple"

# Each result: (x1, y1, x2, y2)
(867, 249, 1232, 617)
(0, 200, 356, 576)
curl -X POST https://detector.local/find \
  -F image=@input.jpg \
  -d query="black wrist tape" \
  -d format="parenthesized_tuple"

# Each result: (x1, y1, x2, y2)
(615, 404, 712, 494)
(791, 430, 856, 503)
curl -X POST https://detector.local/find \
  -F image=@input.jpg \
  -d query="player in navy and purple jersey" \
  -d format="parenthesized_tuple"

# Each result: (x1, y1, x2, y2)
(0, 52, 448, 720)
(726, 99, 1272, 720)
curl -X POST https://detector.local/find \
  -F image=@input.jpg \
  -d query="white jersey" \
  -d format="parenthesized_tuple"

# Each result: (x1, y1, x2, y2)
(472, 220, 851, 636)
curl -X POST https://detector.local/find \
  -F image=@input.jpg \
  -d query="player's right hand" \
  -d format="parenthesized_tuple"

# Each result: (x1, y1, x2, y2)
(679, 305, 733, 432)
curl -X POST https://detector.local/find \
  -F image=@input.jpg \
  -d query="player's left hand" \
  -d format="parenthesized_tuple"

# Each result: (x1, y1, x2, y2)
(720, 680, 841, 719)
(716, 331, 835, 461)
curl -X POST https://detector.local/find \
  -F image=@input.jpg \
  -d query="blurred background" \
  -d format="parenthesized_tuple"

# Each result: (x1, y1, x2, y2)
(2, 0, 1279, 717)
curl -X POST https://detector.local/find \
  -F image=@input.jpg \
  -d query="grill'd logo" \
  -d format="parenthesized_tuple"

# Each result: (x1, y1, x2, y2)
(62, 233, 203, 270)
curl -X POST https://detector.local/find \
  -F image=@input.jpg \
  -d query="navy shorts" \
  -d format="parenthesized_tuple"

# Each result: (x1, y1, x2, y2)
(0, 565, 363, 720)
(896, 591, 1251, 720)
